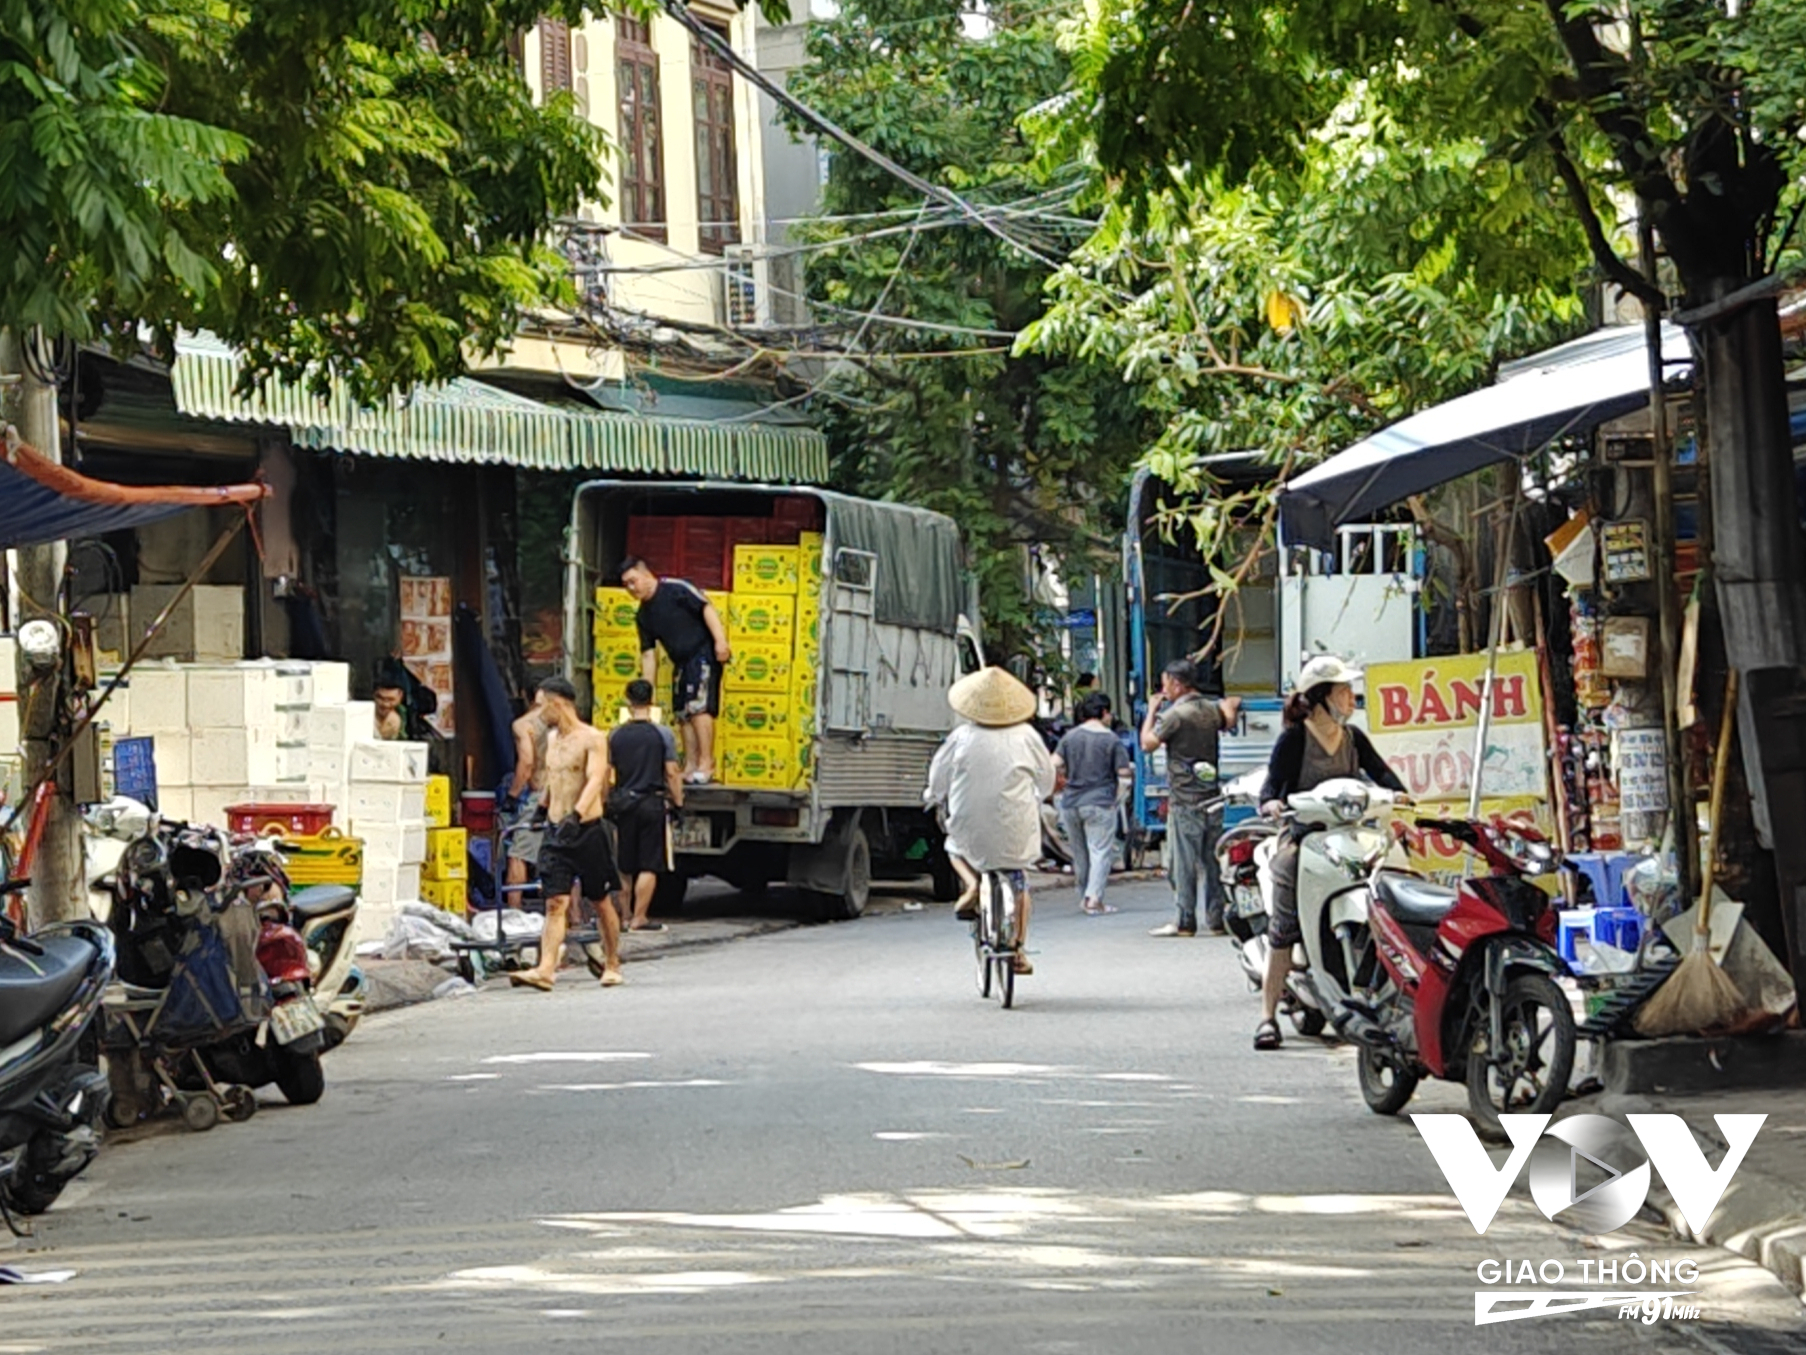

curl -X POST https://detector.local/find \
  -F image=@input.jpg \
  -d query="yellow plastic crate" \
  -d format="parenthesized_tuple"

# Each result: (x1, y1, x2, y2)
(425, 826, 468, 881)
(724, 641, 793, 694)
(720, 694, 796, 740)
(732, 545, 799, 595)
(594, 637, 650, 687)
(798, 532, 824, 593)
(421, 877, 468, 915)
(424, 774, 452, 829)
(593, 586, 640, 635)
(280, 828, 363, 888)
(727, 595, 796, 646)
(718, 737, 797, 789)
(792, 672, 818, 722)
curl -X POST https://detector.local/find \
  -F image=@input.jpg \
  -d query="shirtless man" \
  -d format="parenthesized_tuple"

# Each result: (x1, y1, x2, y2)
(510, 676, 623, 990)
(505, 693, 550, 890)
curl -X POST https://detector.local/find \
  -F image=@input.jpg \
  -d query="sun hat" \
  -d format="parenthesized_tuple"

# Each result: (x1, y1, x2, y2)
(1295, 654, 1363, 691)
(948, 667, 1037, 727)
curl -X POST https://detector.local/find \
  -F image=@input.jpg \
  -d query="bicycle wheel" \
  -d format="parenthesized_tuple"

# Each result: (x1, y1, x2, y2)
(975, 926, 992, 998)
(1000, 956, 1016, 1009)
(991, 873, 1016, 951)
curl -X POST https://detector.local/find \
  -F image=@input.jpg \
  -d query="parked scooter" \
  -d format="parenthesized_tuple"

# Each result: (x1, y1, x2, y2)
(1235, 777, 1408, 1038)
(0, 893, 114, 1225)
(1336, 815, 1575, 1136)
(1215, 771, 1276, 950)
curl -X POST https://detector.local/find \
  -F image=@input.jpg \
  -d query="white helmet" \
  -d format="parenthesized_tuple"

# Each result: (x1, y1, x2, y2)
(1295, 654, 1363, 692)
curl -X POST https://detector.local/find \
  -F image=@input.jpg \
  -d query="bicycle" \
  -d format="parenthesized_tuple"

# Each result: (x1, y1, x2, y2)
(972, 869, 1025, 1009)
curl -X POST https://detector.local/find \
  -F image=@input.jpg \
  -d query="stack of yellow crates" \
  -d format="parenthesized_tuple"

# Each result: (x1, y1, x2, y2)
(592, 587, 672, 725)
(421, 825, 469, 914)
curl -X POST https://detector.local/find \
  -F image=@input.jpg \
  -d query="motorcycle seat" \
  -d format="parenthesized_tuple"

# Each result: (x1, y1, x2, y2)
(289, 884, 357, 922)
(1373, 872, 1459, 928)
(0, 935, 94, 1046)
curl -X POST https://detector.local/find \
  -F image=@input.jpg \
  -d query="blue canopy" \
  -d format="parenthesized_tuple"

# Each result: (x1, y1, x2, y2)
(1279, 324, 1692, 550)
(0, 435, 268, 550)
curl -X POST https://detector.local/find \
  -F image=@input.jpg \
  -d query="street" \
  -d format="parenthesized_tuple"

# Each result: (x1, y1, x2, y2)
(5, 879, 1803, 1355)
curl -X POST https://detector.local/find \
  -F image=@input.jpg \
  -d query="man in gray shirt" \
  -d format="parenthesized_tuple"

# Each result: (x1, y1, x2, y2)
(1140, 659, 1241, 936)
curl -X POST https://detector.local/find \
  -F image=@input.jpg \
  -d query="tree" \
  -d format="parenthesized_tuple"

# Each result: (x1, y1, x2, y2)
(1064, 1, 1806, 983)
(786, 0, 1153, 665)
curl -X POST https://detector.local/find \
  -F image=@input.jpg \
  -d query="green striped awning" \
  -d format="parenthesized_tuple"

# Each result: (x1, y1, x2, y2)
(170, 335, 828, 482)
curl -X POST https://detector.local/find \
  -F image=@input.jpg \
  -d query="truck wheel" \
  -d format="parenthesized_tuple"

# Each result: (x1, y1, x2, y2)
(651, 874, 689, 915)
(929, 850, 962, 903)
(812, 824, 871, 922)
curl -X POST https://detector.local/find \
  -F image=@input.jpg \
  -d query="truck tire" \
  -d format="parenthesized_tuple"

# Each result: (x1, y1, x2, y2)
(651, 873, 689, 914)
(810, 824, 871, 922)
(929, 850, 962, 903)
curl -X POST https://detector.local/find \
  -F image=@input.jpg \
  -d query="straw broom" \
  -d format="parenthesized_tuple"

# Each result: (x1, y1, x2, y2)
(1635, 671, 1749, 1036)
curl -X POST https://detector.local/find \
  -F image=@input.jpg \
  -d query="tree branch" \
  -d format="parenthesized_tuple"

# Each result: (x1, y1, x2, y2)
(1534, 100, 1663, 307)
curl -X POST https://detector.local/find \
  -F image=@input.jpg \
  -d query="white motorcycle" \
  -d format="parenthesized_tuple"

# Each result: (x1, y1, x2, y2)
(1235, 778, 1408, 1038)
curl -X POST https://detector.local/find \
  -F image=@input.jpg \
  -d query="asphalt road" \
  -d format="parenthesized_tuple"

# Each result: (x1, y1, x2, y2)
(5, 878, 1803, 1355)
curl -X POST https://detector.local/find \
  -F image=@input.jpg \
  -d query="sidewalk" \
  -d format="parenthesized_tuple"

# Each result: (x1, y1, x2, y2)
(1573, 1032, 1806, 1296)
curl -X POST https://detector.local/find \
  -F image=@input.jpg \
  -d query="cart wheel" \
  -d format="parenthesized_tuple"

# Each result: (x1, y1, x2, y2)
(223, 1086, 258, 1123)
(181, 1095, 220, 1133)
(456, 954, 476, 985)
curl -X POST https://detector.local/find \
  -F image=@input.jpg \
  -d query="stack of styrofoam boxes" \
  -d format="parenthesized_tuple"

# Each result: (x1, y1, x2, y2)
(346, 738, 429, 942)
(304, 694, 376, 823)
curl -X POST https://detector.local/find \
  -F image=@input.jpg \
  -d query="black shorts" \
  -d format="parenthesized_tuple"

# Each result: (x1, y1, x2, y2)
(539, 818, 619, 904)
(674, 651, 722, 720)
(614, 797, 670, 878)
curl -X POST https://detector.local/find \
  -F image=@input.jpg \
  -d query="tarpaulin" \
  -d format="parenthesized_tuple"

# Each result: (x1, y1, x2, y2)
(0, 433, 269, 550)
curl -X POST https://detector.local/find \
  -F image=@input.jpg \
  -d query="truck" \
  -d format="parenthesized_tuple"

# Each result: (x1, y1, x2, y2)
(564, 480, 984, 920)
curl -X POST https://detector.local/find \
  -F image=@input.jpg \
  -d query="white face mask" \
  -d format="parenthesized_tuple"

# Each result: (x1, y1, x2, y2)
(1331, 705, 1353, 727)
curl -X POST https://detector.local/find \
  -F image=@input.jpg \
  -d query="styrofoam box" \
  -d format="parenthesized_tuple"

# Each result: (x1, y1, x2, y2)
(308, 702, 376, 749)
(359, 863, 422, 910)
(0, 700, 18, 754)
(308, 747, 349, 783)
(272, 664, 313, 710)
(273, 744, 310, 783)
(0, 637, 18, 699)
(274, 708, 310, 745)
(352, 897, 397, 947)
(189, 786, 252, 828)
(242, 783, 337, 807)
(156, 787, 194, 822)
(130, 584, 243, 662)
(191, 726, 280, 786)
(151, 731, 192, 786)
(186, 666, 280, 730)
(93, 681, 128, 734)
(347, 782, 426, 824)
(310, 662, 351, 708)
(354, 819, 427, 867)
(349, 740, 429, 784)
(125, 666, 188, 733)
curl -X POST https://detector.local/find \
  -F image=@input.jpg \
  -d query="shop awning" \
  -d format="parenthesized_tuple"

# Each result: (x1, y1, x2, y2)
(171, 334, 828, 482)
(1279, 323, 1692, 550)
(0, 432, 269, 550)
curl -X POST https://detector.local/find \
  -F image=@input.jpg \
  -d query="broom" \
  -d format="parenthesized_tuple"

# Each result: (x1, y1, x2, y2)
(1635, 671, 1749, 1036)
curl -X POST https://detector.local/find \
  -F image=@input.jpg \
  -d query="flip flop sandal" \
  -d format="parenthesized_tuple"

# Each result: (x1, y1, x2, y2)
(509, 972, 555, 992)
(1082, 902, 1118, 915)
(599, 969, 625, 987)
(629, 922, 669, 933)
(1253, 1020, 1284, 1051)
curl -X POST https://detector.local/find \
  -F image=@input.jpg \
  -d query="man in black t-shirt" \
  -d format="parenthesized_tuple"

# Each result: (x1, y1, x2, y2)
(619, 555, 732, 783)
(607, 679, 686, 932)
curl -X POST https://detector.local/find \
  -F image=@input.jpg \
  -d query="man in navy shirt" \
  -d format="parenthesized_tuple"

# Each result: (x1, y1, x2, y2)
(619, 556, 732, 783)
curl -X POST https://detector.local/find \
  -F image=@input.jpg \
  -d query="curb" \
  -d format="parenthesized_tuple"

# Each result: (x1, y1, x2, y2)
(1595, 1090, 1806, 1297)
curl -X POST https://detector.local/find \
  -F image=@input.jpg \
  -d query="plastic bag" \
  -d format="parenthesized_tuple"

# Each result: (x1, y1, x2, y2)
(468, 908, 544, 944)
(380, 913, 458, 963)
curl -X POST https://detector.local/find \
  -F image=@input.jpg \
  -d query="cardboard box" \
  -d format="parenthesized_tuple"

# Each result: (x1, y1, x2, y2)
(795, 588, 821, 652)
(425, 774, 452, 828)
(732, 545, 799, 595)
(347, 781, 427, 823)
(723, 642, 793, 694)
(129, 584, 243, 662)
(151, 731, 192, 786)
(594, 586, 641, 635)
(191, 726, 280, 786)
(424, 826, 469, 880)
(125, 666, 188, 733)
(421, 877, 468, 915)
(720, 694, 796, 741)
(798, 531, 825, 592)
(718, 737, 797, 789)
(349, 740, 429, 784)
(727, 595, 796, 647)
(594, 637, 649, 687)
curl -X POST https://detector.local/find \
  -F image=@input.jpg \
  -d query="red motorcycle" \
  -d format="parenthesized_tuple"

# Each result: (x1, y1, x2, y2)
(1334, 816, 1576, 1136)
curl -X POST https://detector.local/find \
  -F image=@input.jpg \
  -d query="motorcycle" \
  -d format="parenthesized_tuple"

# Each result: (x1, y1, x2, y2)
(1215, 770, 1277, 949)
(1233, 776, 1406, 1038)
(1335, 815, 1576, 1137)
(0, 894, 114, 1226)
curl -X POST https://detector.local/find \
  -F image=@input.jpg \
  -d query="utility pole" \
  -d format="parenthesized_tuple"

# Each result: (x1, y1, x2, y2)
(2, 328, 85, 925)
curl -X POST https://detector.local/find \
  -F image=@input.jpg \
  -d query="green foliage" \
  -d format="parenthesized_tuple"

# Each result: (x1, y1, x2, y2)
(0, 1, 634, 401)
(789, 0, 1152, 665)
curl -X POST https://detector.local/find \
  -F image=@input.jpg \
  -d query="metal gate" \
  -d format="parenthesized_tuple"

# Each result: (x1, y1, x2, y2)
(825, 547, 876, 733)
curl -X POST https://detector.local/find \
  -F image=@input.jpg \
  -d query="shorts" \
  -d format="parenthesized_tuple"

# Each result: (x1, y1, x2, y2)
(539, 817, 619, 905)
(673, 651, 722, 720)
(505, 793, 544, 866)
(614, 796, 670, 878)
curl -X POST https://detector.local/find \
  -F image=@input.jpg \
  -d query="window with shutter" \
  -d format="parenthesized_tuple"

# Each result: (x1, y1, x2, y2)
(616, 17, 667, 242)
(691, 27, 740, 255)
(538, 16, 572, 94)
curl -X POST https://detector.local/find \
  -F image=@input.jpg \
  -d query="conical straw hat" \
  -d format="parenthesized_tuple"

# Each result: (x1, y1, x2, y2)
(948, 667, 1037, 727)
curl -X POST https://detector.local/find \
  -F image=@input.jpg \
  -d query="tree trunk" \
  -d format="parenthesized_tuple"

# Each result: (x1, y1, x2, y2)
(1699, 288, 1806, 992)
(1, 330, 85, 925)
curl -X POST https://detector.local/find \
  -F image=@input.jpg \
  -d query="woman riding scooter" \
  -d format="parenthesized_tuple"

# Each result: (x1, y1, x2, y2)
(1254, 655, 1407, 1051)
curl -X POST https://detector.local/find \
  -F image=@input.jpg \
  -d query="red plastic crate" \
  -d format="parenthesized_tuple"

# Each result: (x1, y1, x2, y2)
(772, 496, 823, 531)
(626, 517, 679, 574)
(678, 516, 730, 589)
(227, 803, 336, 838)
